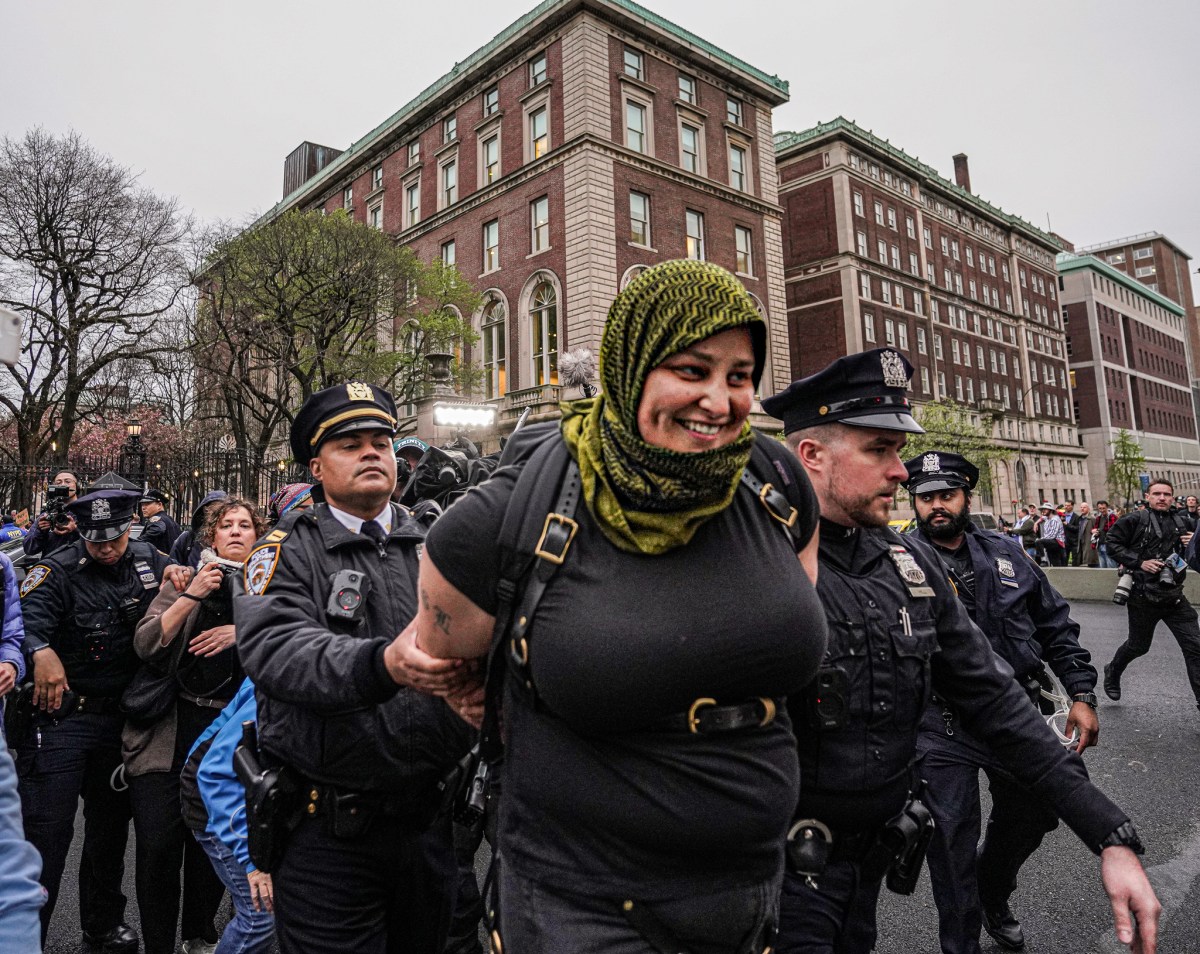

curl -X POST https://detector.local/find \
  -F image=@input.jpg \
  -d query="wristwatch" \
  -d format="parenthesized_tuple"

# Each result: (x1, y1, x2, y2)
(1072, 692, 1098, 709)
(1098, 821, 1145, 855)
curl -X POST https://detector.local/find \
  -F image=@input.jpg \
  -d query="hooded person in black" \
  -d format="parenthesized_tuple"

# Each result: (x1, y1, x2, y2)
(168, 491, 229, 569)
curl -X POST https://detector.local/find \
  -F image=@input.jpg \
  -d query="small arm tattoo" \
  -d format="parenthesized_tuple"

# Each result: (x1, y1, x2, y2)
(433, 605, 452, 636)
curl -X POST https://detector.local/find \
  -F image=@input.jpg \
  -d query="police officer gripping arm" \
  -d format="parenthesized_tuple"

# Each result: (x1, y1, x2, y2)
(904, 451, 1100, 953)
(1102, 478, 1200, 713)
(763, 349, 1160, 954)
(17, 490, 184, 953)
(234, 383, 474, 954)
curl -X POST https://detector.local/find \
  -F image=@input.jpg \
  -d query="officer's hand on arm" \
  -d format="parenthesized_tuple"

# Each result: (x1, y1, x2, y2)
(31, 648, 69, 711)
(247, 870, 273, 914)
(383, 619, 473, 693)
(190, 624, 236, 657)
(163, 563, 195, 593)
(1067, 701, 1099, 753)
(1101, 846, 1160, 953)
(445, 680, 486, 729)
(0, 661, 17, 696)
(1181, 532, 1194, 547)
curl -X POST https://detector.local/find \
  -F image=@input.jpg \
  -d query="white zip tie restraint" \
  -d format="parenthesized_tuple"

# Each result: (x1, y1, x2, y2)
(1039, 682, 1080, 748)
(110, 763, 129, 792)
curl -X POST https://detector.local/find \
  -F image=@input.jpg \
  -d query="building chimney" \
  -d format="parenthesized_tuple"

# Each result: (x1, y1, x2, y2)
(952, 153, 971, 193)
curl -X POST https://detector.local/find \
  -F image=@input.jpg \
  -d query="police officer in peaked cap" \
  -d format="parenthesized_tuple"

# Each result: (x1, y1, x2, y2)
(17, 490, 185, 952)
(762, 349, 1159, 954)
(235, 382, 473, 954)
(903, 450, 1101, 954)
(139, 489, 183, 554)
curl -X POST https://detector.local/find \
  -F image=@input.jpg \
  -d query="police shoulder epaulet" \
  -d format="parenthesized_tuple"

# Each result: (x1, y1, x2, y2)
(264, 528, 289, 543)
(149, 515, 161, 523)
(19, 564, 52, 598)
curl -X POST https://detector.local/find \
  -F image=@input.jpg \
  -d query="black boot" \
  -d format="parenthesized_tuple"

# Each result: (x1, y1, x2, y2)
(1103, 662, 1121, 701)
(82, 923, 139, 954)
(983, 903, 1026, 951)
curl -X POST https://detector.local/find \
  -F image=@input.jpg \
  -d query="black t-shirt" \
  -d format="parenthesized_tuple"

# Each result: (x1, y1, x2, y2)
(425, 439, 827, 898)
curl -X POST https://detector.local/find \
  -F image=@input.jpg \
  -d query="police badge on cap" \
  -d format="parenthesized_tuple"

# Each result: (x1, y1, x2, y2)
(66, 490, 140, 542)
(291, 382, 399, 466)
(902, 451, 979, 495)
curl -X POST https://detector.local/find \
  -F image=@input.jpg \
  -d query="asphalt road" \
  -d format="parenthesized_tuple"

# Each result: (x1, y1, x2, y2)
(42, 600, 1200, 954)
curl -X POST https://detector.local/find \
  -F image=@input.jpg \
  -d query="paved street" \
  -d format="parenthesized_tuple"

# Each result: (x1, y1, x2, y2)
(42, 600, 1200, 954)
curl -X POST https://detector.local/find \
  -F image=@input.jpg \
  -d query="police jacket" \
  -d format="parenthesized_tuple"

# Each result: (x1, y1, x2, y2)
(140, 512, 182, 554)
(235, 502, 472, 796)
(19, 539, 172, 697)
(791, 520, 1126, 849)
(915, 523, 1095, 697)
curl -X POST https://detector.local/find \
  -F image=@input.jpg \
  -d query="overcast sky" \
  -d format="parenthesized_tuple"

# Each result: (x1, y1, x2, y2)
(3, 0, 1196, 298)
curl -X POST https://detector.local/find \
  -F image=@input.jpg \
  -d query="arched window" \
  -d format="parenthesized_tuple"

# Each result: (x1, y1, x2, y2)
(619, 264, 647, 291)
(530, 280, 558, 387)
(480, 297, 507, 399)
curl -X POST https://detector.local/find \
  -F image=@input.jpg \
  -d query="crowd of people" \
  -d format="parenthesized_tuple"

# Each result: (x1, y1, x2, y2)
(0, 259, 1184, 954)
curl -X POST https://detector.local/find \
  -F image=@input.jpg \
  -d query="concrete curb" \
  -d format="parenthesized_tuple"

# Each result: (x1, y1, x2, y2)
(1043, 567, 1200, 603)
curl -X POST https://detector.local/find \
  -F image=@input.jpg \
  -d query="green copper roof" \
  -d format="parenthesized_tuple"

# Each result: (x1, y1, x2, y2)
(774, 118, 1062, 251)
(1056, 252, 1186, 317)
(255, 0, 787, 226)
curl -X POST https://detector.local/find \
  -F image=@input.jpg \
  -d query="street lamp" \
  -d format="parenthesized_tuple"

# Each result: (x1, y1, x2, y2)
(122, 418, 147, 490)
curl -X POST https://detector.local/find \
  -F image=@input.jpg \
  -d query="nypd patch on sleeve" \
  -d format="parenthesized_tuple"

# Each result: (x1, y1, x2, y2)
(19, 565, 51, 598)
(244, 545, 281, 596)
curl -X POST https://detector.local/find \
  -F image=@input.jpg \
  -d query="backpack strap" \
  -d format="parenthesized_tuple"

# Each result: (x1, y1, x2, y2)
(742, 433, 806, 552)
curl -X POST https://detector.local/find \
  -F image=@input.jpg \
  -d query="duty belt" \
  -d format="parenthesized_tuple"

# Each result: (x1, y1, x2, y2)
(655, 697, 780, 735)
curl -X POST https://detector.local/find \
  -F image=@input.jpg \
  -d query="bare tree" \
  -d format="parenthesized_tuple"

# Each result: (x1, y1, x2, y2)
(0, 128, 191, 467)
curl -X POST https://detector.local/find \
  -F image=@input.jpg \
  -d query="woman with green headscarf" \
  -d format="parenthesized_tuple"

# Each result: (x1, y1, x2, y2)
(412, 260, 827, 952)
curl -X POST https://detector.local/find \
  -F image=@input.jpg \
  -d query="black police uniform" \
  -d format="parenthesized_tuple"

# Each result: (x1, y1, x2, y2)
(17, 490, 172, 951)
(235, 382, 472, 954)
(1104, 506, 1200, 709)
(139, 491, 182, 554)
(762, 350, 1137, 954)
(905, 452, 1098, 954)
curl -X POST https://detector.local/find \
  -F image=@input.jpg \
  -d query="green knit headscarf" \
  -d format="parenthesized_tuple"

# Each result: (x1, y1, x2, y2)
(560, 260, 766, 555)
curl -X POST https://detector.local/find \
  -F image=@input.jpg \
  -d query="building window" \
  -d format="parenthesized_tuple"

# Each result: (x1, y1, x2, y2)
(860, 273, 871, 300)
(854, 192, 864, 217)
(681, 123, 701, 173)
(685, 210, 705, 261)
(529, 106, 548, 159)
(407, 141, 420, 166)
(530, 196, 550, 253)
(443, 116, 457, 142)
(441, 240, 455, 266)
(878, 240, 888, 265)
(924, 226, 932, 249)
(483, 85, 499, 116)
(921, 366, 930, 393)
(441, 160, 457, 207)
(887, 207, 897, 230)
(529, 51, 547, 86)
(343, 185, 353, 209)
(729, 144, 748, 191)
(482, 219, 499, 273)
(530, 281, 558, 387)
(934, 335, 943, 359)
(623, 47, 644, 80)
(678, 73, 696, 104)
(372, 165, 383, 190)
(625, 100, 647, 153)
(864, 312, 875, 342)
(368, 204, 382, 230)
(480, 297, 506, 399)
(881, 282, 892, 306)
(906, 215, 915, 239)
(1135, 266, 1156, 278)
(917, 327, 927, 354)
(735, 226, 753, 275)
(885, 319, 896, 347)
(629, 191, 651, 246)
(726, 96, 743, 125)
(890, 246, 900, 270)
(965, 246, 974, 267)
(909, 252, 919, 275)
(404, 181, 419, 227)
(480, 135, 500, 186)
(1134, 247, 1153, 260)
(875, 201, 884, 225)
(856, 231, 867, 257)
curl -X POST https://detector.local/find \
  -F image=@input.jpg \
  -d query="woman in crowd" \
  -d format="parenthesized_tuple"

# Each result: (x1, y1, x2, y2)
(266, 482, 313, 526)
(123, 498, 266, 954)
(413, 260, 828, 952)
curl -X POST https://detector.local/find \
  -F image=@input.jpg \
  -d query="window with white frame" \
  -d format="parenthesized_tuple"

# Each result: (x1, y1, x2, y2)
(913, 293, 923, 316)
(924, 226, 932, 249)
(878, 240, 888, 265)
(407, 141, 420, 165)
(890, 246, 900, 270)
(483, 86, 499, 116)
(685, 210, 705, 260)
(965, 246, 973, 267)
(404, 180, 419, 227)
(530, 196, 550, 253)
(480, 297, 506, 398)
(881, 281, 892, 305)
(854, 192, 864, 217)
(860, 273, 871, 300)
(440, 159, 457, 208)
(856, 231, 867, 257)
(954, 274, 963, 295)
(368, 204, 382, 230)
(927, 262, 936, 284)
(917, 327, 927, 353)
(955, 375, 963, 400)
(909, 252, 919, 275)
(735, 226, 753, 275)
(678, 73, 697, 104)
(921, 366, 930, 393)
(963, 345, 972, 367)
(529, 106, 549, 159)
(887, 207, 897, 230)
(441, 239, 455, 267)
(938, 371, 946, 396)
(481, 134, 500, 185)
(529, 51, 547, 86)
(482, 219, 499, 273)
(952, 339, 961, 363)
(729, 143, 748, 191)
(623, 47, 644, 80)
(443, 116, 457, 143)
(951, 239, 960, 261)
(625, 99, 648, 153)
(906, 215, 915, 239)
(344, 185, 353, 209)
(875, 201, 884, 226)
(898, 323, 909, 350)
(530, 280, 558, 387)
(941, 236, 949, 255)
(864, 312, 876, 342)
(1134, 247, 1153, 260)
(726, 96, 743, 125)
(372, 165, 383, 190)
(680, 123, 701, 173)
(630, 191, 650, 246)
(966, 378, 974, 403)
(885, 319, 896, 346)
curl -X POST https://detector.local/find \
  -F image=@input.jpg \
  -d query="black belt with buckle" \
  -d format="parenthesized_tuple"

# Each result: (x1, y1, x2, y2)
(656, 697, 780, 735)
(179, 691, 231, 710)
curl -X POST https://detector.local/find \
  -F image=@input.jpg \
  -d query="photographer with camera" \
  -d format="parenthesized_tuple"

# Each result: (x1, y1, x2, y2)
(123, 497, 265, 954)
(1103, 478, 1200, 715)
(23, 471, 80, 558)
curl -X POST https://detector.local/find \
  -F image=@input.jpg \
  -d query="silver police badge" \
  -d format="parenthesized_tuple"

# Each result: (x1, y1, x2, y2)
(91, 498, 112, 521)
(922, 453, 941, 474)
(997, 557, 1016, 579)
(880, 350, 908, 389)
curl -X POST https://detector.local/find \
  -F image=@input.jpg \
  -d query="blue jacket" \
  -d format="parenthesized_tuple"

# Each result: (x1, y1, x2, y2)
(189, 677, 257, 872)
(0, 554, 25, 683)
(0, 746, 44, 949)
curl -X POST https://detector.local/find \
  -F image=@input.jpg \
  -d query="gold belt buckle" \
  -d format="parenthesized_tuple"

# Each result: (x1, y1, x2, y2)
(687, 697, 717, 734)
(758, 697, 777, 727)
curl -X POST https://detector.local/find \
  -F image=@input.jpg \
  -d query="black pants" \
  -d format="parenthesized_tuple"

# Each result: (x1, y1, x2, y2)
(776, 861, 881, 954)
(15, 711, 131, 943)
(1038, 538, 1066, 566)
(443, 819, 485, 954)
(1112, 596, 1200, 705)
(273, 809, 457, 954)
(916, 707, 1059, 954)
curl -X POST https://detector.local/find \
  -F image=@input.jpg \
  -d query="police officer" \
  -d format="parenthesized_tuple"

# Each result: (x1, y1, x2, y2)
(235, 382, 473, 954)
(903, 450, 1100, 953)
(17, 489, 184, 952)
(1102, 477, 1200, 712)
(138, 489, 182, 553)
(763, 349, 1159, 954)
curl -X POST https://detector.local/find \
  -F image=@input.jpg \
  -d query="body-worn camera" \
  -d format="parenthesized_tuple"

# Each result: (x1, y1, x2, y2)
(326, 569, 371, 623)
(808, 666, 849, 730)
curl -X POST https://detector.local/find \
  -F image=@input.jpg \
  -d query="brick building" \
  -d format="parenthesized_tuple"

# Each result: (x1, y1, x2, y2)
(1073, 233, 1198, 418)
(1059, 251, 1198, 501)
(256, 0, 792, 434)
(774, 117, 1086, 514)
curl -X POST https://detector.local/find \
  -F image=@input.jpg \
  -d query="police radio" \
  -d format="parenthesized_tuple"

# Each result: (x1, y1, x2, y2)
(326, 569, 371, 622)
(809, 666, 849, 730)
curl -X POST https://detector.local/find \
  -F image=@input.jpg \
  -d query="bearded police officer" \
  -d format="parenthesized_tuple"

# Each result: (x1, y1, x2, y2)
(17, 490, 182, 952)
(763, 349, 1159, 954)
(904, 450, 1100, 954)
(235, 382, 473, 954)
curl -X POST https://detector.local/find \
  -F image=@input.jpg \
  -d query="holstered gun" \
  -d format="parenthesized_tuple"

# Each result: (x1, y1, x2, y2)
(233, 721, 299, 873)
